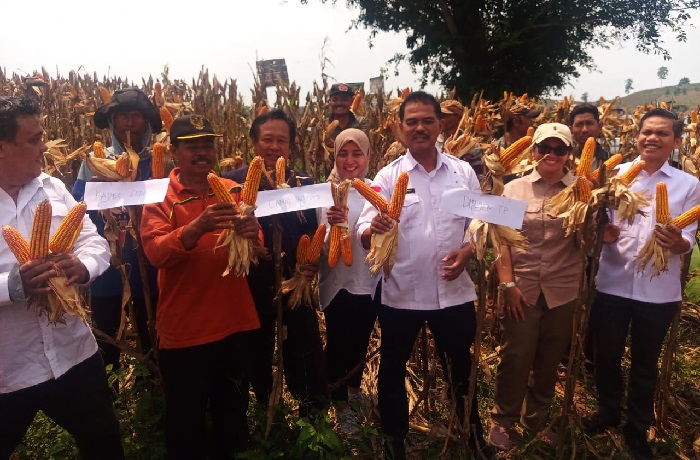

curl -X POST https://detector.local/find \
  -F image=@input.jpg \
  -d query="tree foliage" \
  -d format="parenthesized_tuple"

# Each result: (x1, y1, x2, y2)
(307, 0, 699, 99)
(658, 66, 670, 86)
(679, 76, 691, 85)
(625, 78, 634, 94)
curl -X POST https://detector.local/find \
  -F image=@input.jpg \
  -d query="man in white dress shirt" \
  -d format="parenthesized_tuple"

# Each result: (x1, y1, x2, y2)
(583, 108, 700, 460)
(0, 95, 122, 459)
(357, 91, 490, 459)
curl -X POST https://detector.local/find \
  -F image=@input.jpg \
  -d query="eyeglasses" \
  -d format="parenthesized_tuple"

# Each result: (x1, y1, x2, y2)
(535, 143, 569, 157)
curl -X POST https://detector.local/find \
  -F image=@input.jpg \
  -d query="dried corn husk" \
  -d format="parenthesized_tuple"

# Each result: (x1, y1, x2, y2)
(549, 176, 592, 237)
(217, 202, 259, 277)
(466, 219, 528, 262)
(634, 230, 669, 278)
(367, 223, 400, 278)
(85, 145, 140, 182)
(592, 176, 650, 226)
(46, 274, 88, 323)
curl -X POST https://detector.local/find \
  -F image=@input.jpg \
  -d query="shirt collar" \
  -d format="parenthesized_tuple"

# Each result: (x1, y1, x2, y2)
(525, 168, 575, 186)
(405, 149, 447, 173)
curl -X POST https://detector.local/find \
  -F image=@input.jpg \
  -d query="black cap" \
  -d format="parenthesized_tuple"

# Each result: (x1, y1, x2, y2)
(170, 115, 222, 141)
(330, 83, 354, 97)
(94, 88, 162, 131)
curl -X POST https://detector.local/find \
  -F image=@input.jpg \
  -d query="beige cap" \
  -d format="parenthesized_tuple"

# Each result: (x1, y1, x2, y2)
(532, 123, 573, 146)
(440, 99, 465, 117)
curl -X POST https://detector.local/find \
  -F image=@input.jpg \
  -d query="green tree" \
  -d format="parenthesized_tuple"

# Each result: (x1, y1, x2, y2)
(658, 66, 669, 87)
(304, 0, 699, 99)
(679, 76, 690, 85)
(581, 92, 589, 102)
(625, 78, 634, 94)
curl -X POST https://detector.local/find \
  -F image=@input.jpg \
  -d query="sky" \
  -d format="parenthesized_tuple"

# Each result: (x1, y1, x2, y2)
(1, 0, 698, 103)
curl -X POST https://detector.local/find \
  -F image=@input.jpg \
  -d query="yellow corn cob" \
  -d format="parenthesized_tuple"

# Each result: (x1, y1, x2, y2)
(276, 156, 286, 186)
(151, 142, 166, 179)
(388, 172, 409, 220)
(500, 135, 532, 169)
(351, 92, 361, 113)
(526, 126, 534, 137)
(242, 156, 264, 205)
(574, 177, 592, 202)
(49, 201, 87, 254)
(619, 161, 645, 186)
(154, 81, 164, 106)
(691, 110, 698, 124)
(352, 178, 389, 214)
(576, 137, 597, 176)
(328, 226, 342, 268)
(325, 120, 340, 136)
(589, 153, 622, 183)
(160, 107, 174, 133)
(297, 234, 311, 264)
(92, 141, 105, 159)
(341, 235, 353, 266)
(307, 224, 327, 262)
(473, 114, 485, 133)
(30, 200, 52, 260)
(656, 182, 670, 224)
(2, 226, 31, 265)
(257, 106, 268, 116)
(670, 204, 700, 229)
(207, 173, 235, 203)
(99, 86, 111, 104)
(116, 153, 130, 177)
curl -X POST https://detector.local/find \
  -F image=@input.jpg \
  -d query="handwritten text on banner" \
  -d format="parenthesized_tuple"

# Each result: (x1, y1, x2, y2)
(85, 179, 170, 210)
(440, 189, 526, 229)
(255, 183, 334, 217)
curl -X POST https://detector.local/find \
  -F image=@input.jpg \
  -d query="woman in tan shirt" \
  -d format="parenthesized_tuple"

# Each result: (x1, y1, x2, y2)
(488, 123, 584, 450)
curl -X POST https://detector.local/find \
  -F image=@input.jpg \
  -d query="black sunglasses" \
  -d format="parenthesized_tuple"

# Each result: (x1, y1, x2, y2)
(535, 143, 569, 157)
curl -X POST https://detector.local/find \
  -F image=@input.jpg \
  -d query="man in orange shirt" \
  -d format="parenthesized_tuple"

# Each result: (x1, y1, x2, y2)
(140, 115, 261, 460)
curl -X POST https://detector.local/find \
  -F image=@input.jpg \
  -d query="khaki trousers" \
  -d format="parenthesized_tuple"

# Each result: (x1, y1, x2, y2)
(491, 294, 576, 432)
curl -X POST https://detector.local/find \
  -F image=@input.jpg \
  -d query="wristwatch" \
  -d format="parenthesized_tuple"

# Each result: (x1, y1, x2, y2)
(498, 281, 516, 292)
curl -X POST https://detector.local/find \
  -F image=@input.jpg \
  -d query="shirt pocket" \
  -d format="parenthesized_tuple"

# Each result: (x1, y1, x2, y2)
(400, 194, 423, 228)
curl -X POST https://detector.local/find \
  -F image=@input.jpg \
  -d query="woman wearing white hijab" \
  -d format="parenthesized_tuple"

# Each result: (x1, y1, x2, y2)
(318, 129, 379, 435)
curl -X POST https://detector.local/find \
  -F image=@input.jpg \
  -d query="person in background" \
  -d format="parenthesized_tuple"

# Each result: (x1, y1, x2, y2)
(325, 83, 370, 147)
(357, 91, 491, 460)
(71, 87, 161, 378)
(497, 103, 540, 148)
(583, 109, 700, 460)
(569, 103, 610, 172)
(318, 129, 379, 435)
(438, 100, 484, 176)
(140, 115, 261, 459)
(489, 123, 582, 450)
(0, 95, 122, 459)
(223, 109, 328, 417)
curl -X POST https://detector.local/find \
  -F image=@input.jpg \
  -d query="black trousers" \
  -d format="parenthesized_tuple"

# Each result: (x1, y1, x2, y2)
(324, 289, 379, 402)
(377, 302, 483, 441)
(91, 295, 155, 372)
(158, 332, 253, 460)
(247, 275, 328, 415)
(590, 292, 677, 431)
(0, 352, 123, 460)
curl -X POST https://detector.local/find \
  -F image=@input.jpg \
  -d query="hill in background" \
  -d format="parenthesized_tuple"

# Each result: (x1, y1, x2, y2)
(620, 82, 700, 110)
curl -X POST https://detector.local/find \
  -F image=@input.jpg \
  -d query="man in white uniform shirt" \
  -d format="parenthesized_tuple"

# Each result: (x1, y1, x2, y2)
(356, 91, 490, 459)
(0, 96, 122, 459)
(583, 109, 700, 460)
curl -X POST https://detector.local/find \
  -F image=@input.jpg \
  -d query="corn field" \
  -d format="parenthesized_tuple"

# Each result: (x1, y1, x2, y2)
(3, 65, 700, 459)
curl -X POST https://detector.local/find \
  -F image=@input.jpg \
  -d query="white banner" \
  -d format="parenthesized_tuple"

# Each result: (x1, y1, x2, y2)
(255, 183, 334, 217)
(441, 188, 526, 229)
(84, 179, 170, 210)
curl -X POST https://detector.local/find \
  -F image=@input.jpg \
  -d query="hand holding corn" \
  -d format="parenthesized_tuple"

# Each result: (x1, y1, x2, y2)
(654, 224, 688, 254)
(181, 202, 239, 250)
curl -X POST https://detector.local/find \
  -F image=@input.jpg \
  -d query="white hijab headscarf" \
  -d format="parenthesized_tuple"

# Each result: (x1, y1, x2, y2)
(327, 128, 371, 183)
